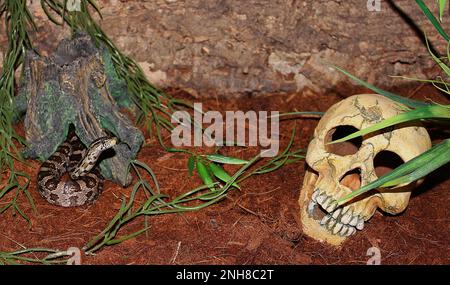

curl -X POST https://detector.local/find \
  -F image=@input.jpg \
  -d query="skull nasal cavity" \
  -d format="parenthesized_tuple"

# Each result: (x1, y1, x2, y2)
(374, 151, 404, 178)
(340, 168, 362, 191)
(325, 125, 362, 156)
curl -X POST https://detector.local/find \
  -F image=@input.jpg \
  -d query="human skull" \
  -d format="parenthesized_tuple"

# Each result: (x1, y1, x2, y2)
(299, 94, 431, 246)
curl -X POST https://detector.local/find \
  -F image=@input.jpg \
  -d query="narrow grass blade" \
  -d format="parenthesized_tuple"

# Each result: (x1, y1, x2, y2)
(329, 64, 429, 108)
(205, 154, 248, 165)
(416, 0, 450, 42)
(425, 35, 450, 76)
(382, 141, 450, 187)
(338, 139, 450, 204)
(107, 226, 151, 245)
(132, 160, 160, 194)
(438, 0, 447, 21)
(330, 104, 450, 144)
(86, 0, 103, 19)
(390, 75, 450, 86)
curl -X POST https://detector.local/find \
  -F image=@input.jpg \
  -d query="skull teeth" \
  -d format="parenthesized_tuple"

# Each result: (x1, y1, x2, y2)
(326, 200, 338, 212)
(341, 206, 351, 216)
(331, 208, 342, 220)
(307, 199, 317, 215)
(327, 218, 337, 230)
(332, 222, 343, 235)
(311, 189, 320, 202)
(311, 191, 363, 237)
(340, 209, 353, 225)
(315, 193, 338, 213)
(349, 215, 359, 227)
(356, 217, 365, 230)
(338, 224, 349, 236)
(316, 212, 357, 237)
(316, 194, 327, 205)
(346, 226, 356, 236)
(320, 214, 331, 226)
(322, 197, 331, 209)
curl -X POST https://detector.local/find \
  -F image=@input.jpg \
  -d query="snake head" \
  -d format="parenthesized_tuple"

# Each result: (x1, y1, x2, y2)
(70, 136, 119, 179)
(89, 136, 118, 151)
(99, 129, 129, 150)
(102, 132, 131, 150)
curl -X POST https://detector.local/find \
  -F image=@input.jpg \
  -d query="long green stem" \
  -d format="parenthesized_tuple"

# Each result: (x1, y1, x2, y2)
(0, 0, 37, 222)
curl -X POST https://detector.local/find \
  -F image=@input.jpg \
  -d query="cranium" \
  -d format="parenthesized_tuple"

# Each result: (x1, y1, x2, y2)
(299, 94, 431, 246)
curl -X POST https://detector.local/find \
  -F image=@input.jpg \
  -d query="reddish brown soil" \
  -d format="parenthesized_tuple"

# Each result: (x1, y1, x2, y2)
(0, 86, 448, 265)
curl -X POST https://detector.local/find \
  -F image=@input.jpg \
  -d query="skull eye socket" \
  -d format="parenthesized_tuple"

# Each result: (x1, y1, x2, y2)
(325, 125, 362, 156)
(374, 151, 405, 178)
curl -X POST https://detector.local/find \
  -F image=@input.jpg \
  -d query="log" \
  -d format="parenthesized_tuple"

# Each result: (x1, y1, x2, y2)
(16, 33, 144, 187)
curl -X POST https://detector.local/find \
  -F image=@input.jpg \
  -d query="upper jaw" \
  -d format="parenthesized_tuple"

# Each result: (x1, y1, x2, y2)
(308, 188, 365, 238)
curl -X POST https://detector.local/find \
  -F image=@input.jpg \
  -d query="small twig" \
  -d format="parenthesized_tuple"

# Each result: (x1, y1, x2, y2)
(170, 241, 182, 264)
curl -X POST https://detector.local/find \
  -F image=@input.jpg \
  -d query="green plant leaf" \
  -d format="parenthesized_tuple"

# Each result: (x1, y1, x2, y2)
(196, 161, 215, 191)
(330, 104, 450, 144)
(41, 0, 63, 25)
(107, 226, 151, 245)
(416, 0, 450, 42)
(390, 75, 450, 86)
(338, 139, 450, 204)
(447, 40, 450, 62)
(438, 0, 447, 21)
(187, 156, 195, 176)
(86, 0, 103, 19)
(208, 163, 240, 189)
(329, 64, 429, 108)
(425, 35, 450, 76)
(205, 154, 249, 165)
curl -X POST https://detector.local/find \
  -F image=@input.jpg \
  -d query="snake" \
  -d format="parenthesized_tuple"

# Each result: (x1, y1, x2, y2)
(37, 131, 118, 207)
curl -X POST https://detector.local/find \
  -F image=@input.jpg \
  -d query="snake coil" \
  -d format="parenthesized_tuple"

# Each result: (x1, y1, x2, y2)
(37, 132, 117, 207)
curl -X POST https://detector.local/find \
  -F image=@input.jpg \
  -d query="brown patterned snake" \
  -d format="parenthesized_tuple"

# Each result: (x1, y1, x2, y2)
(37, 131, 118, 207)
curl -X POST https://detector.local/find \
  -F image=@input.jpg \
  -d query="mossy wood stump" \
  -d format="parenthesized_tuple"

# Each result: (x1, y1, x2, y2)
(15, 33, 144, 186)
